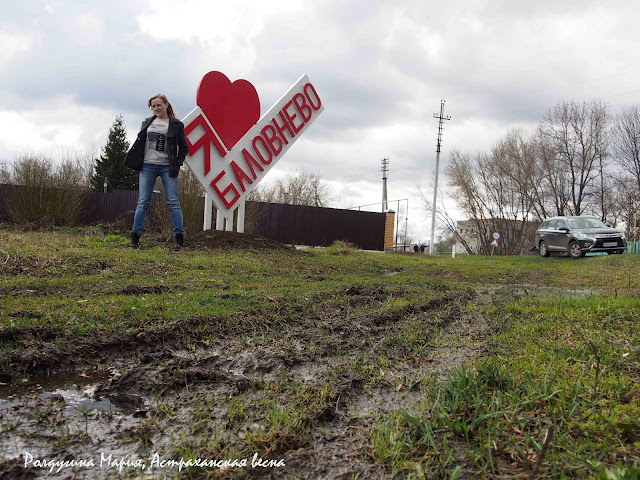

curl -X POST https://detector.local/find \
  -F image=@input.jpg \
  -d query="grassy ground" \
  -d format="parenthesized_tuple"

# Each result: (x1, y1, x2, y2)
(0, 226, 638, 479)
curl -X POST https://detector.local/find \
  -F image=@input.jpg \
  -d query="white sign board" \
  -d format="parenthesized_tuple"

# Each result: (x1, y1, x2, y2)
(183, 74, 323, 217)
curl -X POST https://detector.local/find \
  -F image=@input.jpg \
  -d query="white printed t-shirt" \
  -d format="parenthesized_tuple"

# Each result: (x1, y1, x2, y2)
(144, 118, 170, 165)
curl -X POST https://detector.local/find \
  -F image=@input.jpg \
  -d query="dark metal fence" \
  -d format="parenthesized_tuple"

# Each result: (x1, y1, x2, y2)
(247, 202, 387, 250)
(79, 189, 138, 224)
(0, 185, 138, 225)
(0, 185, 389, 250)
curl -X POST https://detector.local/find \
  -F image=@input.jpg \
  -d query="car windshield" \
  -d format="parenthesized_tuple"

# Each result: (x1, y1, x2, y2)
(567, 218, 607, 229)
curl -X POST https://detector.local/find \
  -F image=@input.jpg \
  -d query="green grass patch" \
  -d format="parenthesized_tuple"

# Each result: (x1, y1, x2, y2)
(1, 226, 639, 478)
(370, 286, 640, 478)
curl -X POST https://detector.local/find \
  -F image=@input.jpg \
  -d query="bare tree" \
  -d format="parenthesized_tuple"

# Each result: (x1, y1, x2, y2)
(248, 170, 332, 207)
(596, 172, 634, 227)
(418, 177, 476, 254)
(612, 105, 640, 196)
(540, 99, 611, 216)
(532, 126, 571, 217)
(613, 175, 640, 240)
(444, 130, 539, 255)
(443, 150, 491, 252)
(487, 129, 541, 252)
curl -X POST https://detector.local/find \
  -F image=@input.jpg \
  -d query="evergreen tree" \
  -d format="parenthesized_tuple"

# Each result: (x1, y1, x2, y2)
(91, 115, 138, 191)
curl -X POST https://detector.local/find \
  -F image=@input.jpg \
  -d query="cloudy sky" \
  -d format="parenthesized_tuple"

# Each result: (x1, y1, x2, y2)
(1, 0, 639, 242)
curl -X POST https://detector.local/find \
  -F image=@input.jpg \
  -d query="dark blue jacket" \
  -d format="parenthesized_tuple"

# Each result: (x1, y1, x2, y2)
(124, 116, 188, 177)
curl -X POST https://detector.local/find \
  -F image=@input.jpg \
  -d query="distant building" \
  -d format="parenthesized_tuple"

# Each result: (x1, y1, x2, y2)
(456, 218, 539, 255)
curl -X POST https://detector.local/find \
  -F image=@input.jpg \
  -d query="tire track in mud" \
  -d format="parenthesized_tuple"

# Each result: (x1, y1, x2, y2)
(0, 314, 220, 377)
(273, 290, 490, 479)
(0, 288, 490, 479)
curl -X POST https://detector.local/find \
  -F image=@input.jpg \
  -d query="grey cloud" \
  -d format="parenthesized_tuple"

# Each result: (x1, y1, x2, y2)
(1, 0, 199, 115)
(2, 0, 639, 172)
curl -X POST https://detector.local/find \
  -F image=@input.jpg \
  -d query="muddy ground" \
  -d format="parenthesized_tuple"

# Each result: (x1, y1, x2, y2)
(0, 232, 490, 479)
(137, 229, 298, 253)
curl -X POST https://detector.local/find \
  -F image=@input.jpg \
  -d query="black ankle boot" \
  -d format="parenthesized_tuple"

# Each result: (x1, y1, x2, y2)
(174, 233, 184, 251)
(130, 232, 140, 249)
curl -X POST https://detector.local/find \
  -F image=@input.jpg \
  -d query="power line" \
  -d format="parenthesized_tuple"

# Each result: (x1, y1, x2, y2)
(442, 65, 640, 103)
(439, 65, 640, 121)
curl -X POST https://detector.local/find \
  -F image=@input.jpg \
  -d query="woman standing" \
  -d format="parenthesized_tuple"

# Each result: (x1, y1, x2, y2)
(124, 94, 188, 250)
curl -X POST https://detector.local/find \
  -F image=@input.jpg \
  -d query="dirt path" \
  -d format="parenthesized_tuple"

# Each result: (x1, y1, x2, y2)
(0, 289, 490, 479)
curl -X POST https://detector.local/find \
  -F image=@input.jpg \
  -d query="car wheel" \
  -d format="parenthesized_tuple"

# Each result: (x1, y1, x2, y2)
(569, 241, 584, 259)
(539, 241, 550, 257)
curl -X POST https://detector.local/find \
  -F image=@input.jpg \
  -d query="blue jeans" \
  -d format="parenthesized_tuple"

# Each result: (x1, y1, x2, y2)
(132, 163, 184, 235)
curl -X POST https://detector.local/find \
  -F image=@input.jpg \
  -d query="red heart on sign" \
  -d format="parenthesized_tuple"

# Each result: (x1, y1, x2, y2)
(196, 71, 261, 151)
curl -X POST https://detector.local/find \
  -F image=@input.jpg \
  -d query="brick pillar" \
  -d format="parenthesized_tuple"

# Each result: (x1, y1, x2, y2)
(384, 210, 395, 251)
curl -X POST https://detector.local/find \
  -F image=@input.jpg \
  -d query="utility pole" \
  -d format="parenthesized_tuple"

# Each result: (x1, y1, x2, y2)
(430, 100, 451, 254)
(381, 157, 389, 212)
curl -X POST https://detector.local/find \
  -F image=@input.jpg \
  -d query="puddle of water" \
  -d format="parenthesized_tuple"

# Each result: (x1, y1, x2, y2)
(520, 286, 599, 297)
(0, 368, 119, 412)
(477, 285, 599, 298)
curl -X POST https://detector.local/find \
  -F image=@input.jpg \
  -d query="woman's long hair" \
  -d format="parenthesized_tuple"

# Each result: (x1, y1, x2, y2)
(148, 93, 176, 118)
